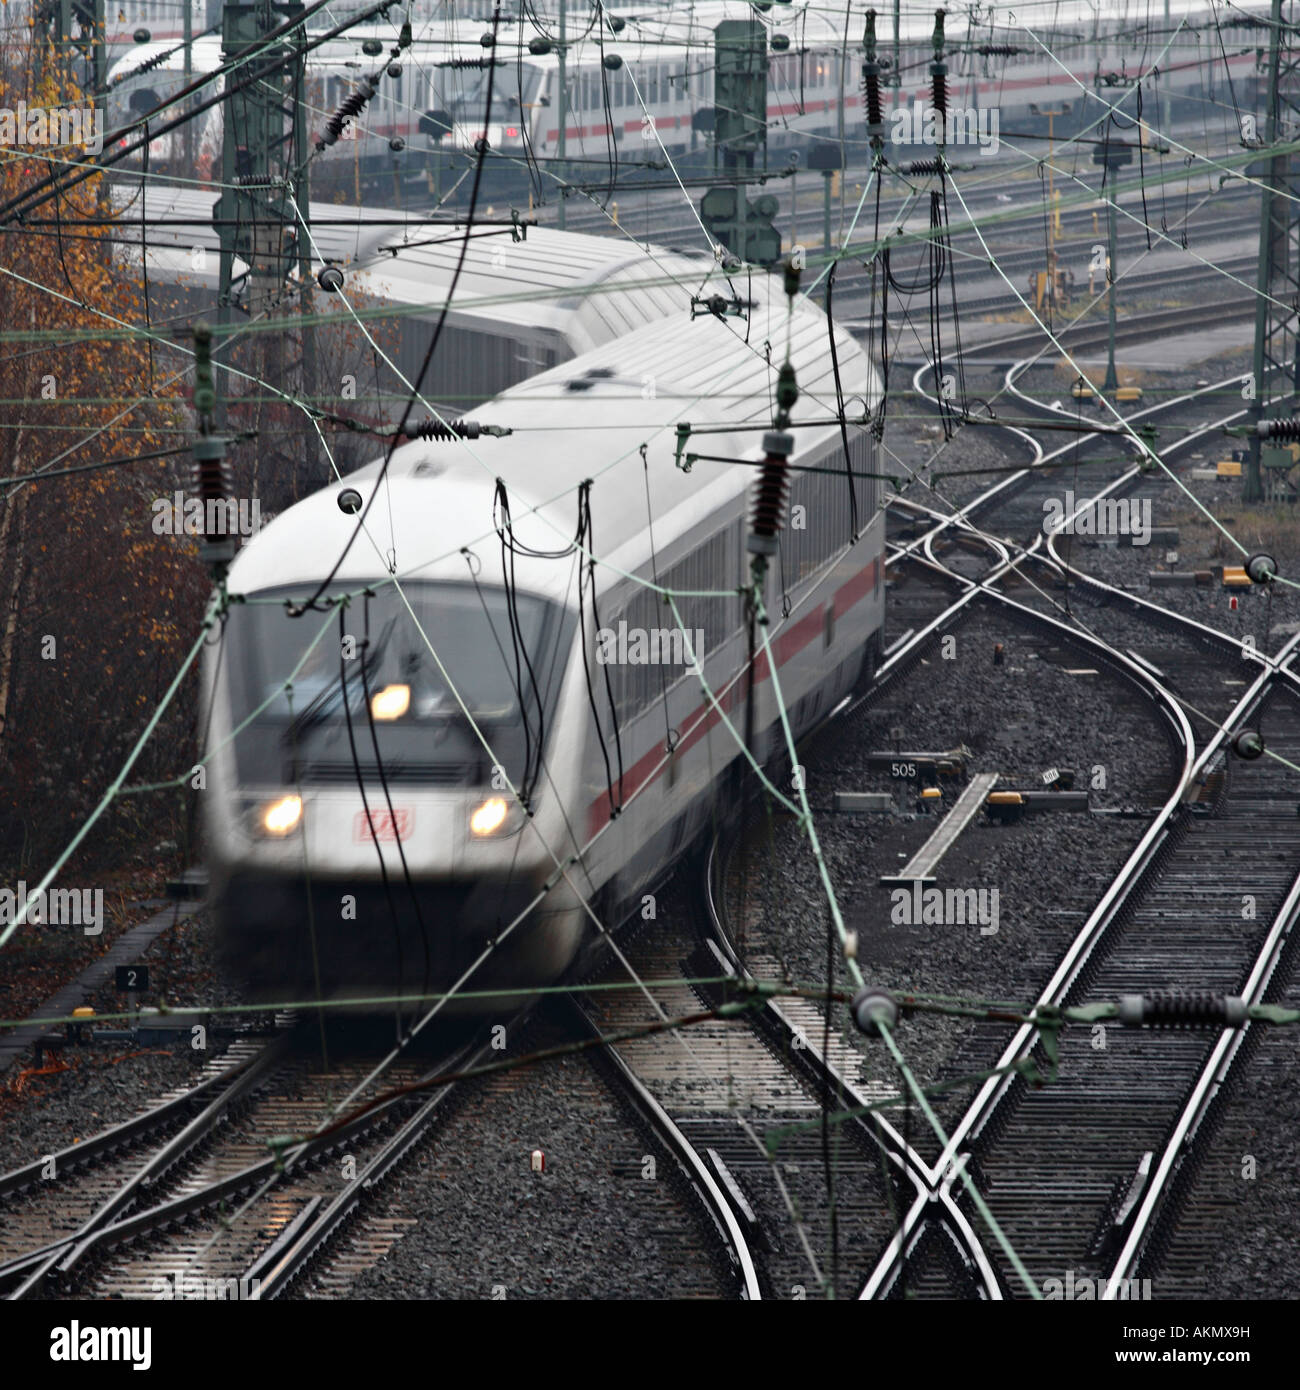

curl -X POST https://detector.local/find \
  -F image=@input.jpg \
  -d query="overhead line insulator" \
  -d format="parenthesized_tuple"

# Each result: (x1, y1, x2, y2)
(408, 418, 511, 441)
(1257, 417, 1300, 441)
(748, 430, 794, 555)
(319, 80, 379, 150)
(748, 354, 800, 558)
(1118, 991, 1248, 1028)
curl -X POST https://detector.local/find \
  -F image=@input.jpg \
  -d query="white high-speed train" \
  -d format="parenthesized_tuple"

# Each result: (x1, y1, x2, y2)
(104, 1, 1266, 188)
(110, 178, 722, 412)
(200, 285, 885, 1007)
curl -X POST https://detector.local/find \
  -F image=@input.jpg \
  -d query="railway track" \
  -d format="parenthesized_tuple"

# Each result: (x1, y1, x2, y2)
(1, 970, 768, 1300)
(273, 1005, 741, 1300)
(884, 360, 1253, 659)
(955, 359, 1300, 1300)
(835, 341, 1300, 1296)
(569, 411, 1222, 1296)
(554, 152, 1254, 256)
(2, 307, 1279, 1303)
(810, 565, 1201, 1296)
(562, 985, 763, 1299)
(878, 297, 1257, 371)
(859, 630, 1300, 1298)
(555, 531, 1179, 1298)
(706, 838, 1005, 1298)
(570, 868, 1002, 1298)
(74, 1050, 456, 1300)
(550, 161, 1258, 320)
(0, 1016, 492, 1300)
(497, 330, 1290, 1295)
(0, 1030, 285, 1295)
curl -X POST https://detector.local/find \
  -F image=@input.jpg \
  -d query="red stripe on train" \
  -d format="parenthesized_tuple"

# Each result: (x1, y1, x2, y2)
(585, 556, 880, 837)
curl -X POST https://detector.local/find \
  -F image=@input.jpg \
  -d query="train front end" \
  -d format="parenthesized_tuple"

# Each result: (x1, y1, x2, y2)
(201, 493, 585, 1013)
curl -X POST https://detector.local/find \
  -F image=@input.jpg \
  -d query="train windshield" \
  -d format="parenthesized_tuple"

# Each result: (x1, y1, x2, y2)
(435, 61, 542, 115)
(221, 581, 568, 786)
(105, 71, 186, 132)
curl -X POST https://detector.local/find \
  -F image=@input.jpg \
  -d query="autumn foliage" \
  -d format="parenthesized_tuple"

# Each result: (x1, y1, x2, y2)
(0, 35, 209, 875)
(0, 22, 412, 884)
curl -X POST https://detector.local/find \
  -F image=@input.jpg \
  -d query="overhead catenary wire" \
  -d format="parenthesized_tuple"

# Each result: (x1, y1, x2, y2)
(284, 4, 506, 618)
(10, 10, 1300, 1301)
(2, 24, 1279, 783)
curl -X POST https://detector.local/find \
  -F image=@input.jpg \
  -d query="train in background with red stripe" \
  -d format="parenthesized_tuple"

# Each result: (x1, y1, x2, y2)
(104, 1, 1268, 197)
(200, 267, 884, 1010)
(463, 0, 1269, 164)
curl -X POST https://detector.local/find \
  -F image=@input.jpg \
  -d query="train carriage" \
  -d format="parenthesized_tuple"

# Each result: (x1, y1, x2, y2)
(200, 285, 884, 1007)
(110, 181, 718, 412)
(102, 1, 1269, 193)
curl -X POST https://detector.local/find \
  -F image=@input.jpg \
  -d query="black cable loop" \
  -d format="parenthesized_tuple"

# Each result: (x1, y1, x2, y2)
(769, 528, 792, 619)
(358, 592, 430, 1028)
(883, 190, 946, 294)
(939, 176, 967, 428)
(512, 22, 544, 206)
(870, 177, 889, 440)
(825, 262, 860, 540)
(464, 556, 531, 811)
(496, 495, 539, 805)
(875, 245, 890, 441)
(576, 482, 624, 818)
(594, 1, 619, 209)
(640, 443, 674, 754)
(1135, 84, 1153, 250)
(585, 484, 624, 809)
(493, 478, 582, 559)
(338, 601, 407, 1019)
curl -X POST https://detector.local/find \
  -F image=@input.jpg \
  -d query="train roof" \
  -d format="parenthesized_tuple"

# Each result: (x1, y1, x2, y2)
(108, 179, 722, 349)
(108, 180, 398, 286)
(226, 288, 876, 606)
(108, 182, 394, 267)
(346, 228, 716, 349)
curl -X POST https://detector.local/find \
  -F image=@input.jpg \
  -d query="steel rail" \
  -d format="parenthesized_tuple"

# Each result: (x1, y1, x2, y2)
(886, 358, 1245, 574)
(2, 1036, 471, 1298)
(1103, 835, 1300, 1295)
(857, 544, 1208, 1297)
(246, 1039, 487, 1299)
(701, 834, 1004, 1297)
(982, 395, 1300, 1298)
(5, 1035, 289, 1299)
(847, 362, 1274, 1294)
(857, 360, 1300, 1295)
(565, 990, 763, 1300)
(0, 1036, 276, 1203)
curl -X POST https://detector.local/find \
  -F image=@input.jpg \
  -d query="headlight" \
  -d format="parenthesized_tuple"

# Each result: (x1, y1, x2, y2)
(469, 796, 510, 837)
(468, 795, 528, 839)
(370, 683, 410, 721)
(258, 794, 303, 837)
